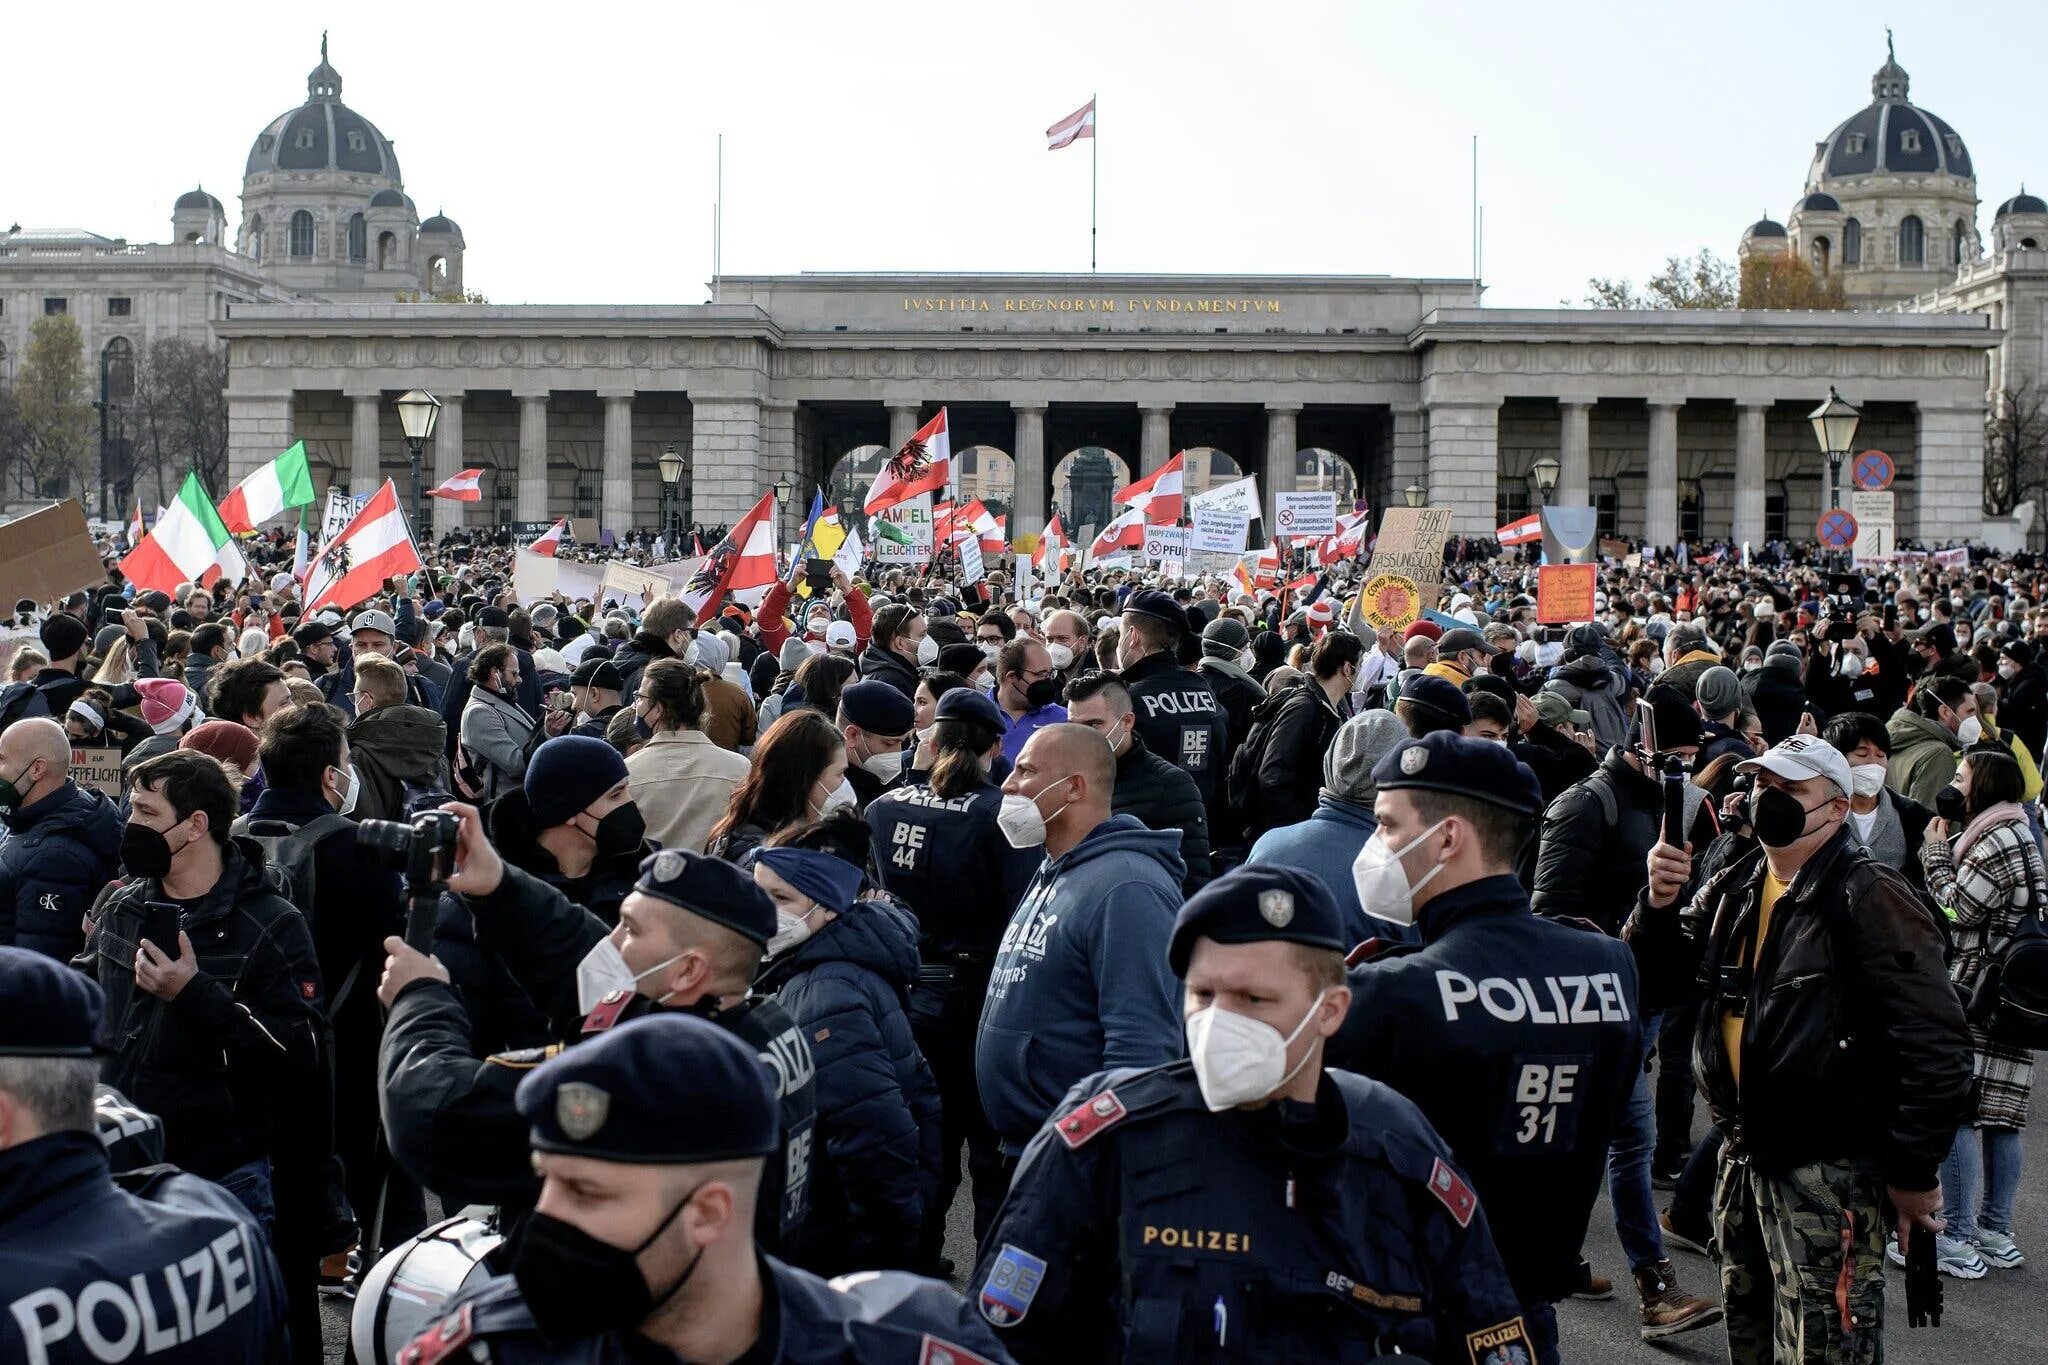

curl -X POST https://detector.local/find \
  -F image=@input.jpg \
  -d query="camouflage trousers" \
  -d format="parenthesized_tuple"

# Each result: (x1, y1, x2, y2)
(1713, 1149, 1887, 1365)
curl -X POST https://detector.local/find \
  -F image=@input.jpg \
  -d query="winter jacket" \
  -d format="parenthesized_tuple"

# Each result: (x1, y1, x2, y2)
(1742, 661, 1807, 746)
(1999, 661, 2048, 763)
(348, 702, 450, 823)
(1195, 654, 1265, 755)
(1532, 750, 1709, 937)
(757, 580, 873, 657)
(626, 728, 752, 853)
(1108, 731, 1211, 892)
(756, 896, 942, 1275)
(1246, 793, 1393, 946)
(608, 632, 677, 698)
(119, 731, 181, 783)
(1546, 655, 1630, 750)
(461, 685, 539, 802)
(1251, 679, 1347, 835)
(699, 674, 758, 754)
(84, 837, 326, 1178)
(1625, 828, 1972, 1190)
(1511, 722, 1599, 807)
(182, 653, 218, 715)
(439, 647, 541, 761)
(976, 815, 1185, 1149)
(857, 643, 920, 699)
(1886, 707, 1962, 808)
(1656, 649, 1725, 701)
(0, 778, 122, 960)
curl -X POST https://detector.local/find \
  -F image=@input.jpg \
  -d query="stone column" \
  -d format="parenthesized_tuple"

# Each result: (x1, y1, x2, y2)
(1139, 403, 1173, 476)
(517, 392, 550, 522)
(1644, 401, 1682, 549)
(1263, 403, 1301, 530)
(1011, 403, 1047, 539)
(349, 392, 381, 496)
(1733, 402, 1768, 548)
(886, 401, 922, 454)
(1915, 403, 1987, 543)
(432, 393, 466, 538)
(1558, 400, 1593, 507)
(1387, 405, 1427, 513)
(600, 392, 634, 542)
(226, 394, 294, 489)
(760, 400, 799, 537)
(690, 396, 765, 530)
(1423, 403, 1500, 535)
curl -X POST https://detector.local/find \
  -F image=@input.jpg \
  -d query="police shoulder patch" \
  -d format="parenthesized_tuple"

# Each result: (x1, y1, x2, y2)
(978, 1243, 1047, 1327)
(919, 1334, 999, 1365)
(581, 991, 632, 1034)
(397, 1303, 473, 1365)
(1054, 1088, 1128, 1149)
(1428, 1156, 1478, 1227)
(1465, 1315, 1532, 1365)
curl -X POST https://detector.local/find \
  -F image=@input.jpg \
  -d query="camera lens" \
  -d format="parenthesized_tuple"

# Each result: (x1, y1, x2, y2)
(355, 818, 414, 870)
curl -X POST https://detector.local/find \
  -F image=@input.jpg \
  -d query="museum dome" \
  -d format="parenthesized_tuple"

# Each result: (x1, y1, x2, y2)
(1746, 215, 1787, 238)
(419, 214, 461, 235)
(1810, 42, 1972, 182)
(245, 37, 402, 182)
(1798, 192, 1840, 212)
(369, 188, 410, 209)
(1996, 190, 2048, 218)
(175, 187, 222, 212)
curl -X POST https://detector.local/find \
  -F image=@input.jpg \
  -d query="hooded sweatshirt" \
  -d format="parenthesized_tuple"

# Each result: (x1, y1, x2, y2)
(976, 813, 1185, 1148)
(1886, 707, 1962, 808)
(1548, 655, 1630, 751)
(348, 703, 451, 823)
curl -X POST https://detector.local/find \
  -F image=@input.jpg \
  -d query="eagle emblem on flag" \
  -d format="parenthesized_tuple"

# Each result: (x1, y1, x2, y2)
(687, 536, 738, 595)
(887, 436, 931, 483)
(318, 543, 352, 578)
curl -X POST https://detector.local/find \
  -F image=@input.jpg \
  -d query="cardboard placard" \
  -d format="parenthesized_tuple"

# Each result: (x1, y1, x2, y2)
(0, 501, 108, 607)
(599, 562, 675, 605)
(1190, 474, 1260, 519)
(1536, 564, 1598, 624)
(1364, 507, 1452, 608)
(1275, 491, 1337, 537)
(513, 549, 558, 602)
(554, 559, 607, 604)
(71, 746, 124, 799)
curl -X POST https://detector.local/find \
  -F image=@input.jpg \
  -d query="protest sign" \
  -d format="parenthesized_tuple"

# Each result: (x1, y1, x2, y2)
(959, 538, 985, 584)
(70, 747, 123, 799)
(1142, 526, 1189, 563)
(0, 501, 105, 606)
(321, 489, 367, 541)
(1189, 510, 1249, 555)
(1275, 491, 1336, 538)
(513, 549, 558, 602)
(554, 559, 606, 603)
(1364, 507, 1452, 607)
(876, 495, 933, 564)
(1191, 475, 1260, 520)
(1851, 491, 1895, 565)
(1537, 564, 1599, 624)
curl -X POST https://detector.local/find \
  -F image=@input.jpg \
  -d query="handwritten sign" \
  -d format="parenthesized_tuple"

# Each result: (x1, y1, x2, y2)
(1365, 507, 1452, 608)
(1537, 564, 1599, 624)
(1143, 527, 1188, 562)
(71, 747, 124, 799)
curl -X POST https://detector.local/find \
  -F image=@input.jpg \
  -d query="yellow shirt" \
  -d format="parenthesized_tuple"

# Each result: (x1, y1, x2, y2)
(1721, 869, 1789, 1088)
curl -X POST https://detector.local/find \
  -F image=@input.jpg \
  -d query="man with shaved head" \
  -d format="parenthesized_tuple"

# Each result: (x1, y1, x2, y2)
(976, 723, 1186, 1157)
(0, 717, 123, 959)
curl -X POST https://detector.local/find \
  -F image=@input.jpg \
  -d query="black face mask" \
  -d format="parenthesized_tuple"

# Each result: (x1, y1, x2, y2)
(1935, 785, 1969, 824)
(120, 821, 177, 879)
(1023, 676, 1062, 710)
(631, 713, 654, 743)
(509, 1186, 702, 1341)
(593, 802, 646, 856)
(1750, 786, 1831, 849)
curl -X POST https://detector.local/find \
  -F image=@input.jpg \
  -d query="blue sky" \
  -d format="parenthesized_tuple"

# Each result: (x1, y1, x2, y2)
(10, 2, 2044, 307)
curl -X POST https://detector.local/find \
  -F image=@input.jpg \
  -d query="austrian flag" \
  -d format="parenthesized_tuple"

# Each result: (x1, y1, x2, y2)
(1047, 98, 1096, 150)
(865, 408, 952, 515)
(1496, 514, 1542, 548)
(431, 468, 485, 501)
(1113, 451, 1185, 525)
(302, 481, 424, 614)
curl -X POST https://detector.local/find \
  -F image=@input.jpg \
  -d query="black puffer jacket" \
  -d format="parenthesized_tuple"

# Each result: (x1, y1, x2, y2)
(1530, 750, 1710, 936)
(1743, 659, 1808, 746)
(856, 644, 920, 699)
(1624, 829, 1972, 1190)
(1109, 731, 1212, 892)
(608, 632, 676, 698)
(756, 895, 942, 1276)
(1250, 680, 1346, 836)
(0, 778, 121, 960)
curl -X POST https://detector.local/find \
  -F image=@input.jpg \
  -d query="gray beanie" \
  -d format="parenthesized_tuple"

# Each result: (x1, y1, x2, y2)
(1696, 665, 1742, 718)
(691, 631, 729, 676)
(1200, 616, 1250, 659)
(1322, 709, 1408, 805)
(1764, 640, 1804, 673)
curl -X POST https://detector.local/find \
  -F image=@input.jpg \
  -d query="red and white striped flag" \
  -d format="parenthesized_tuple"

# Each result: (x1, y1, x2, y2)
(126, 501, 144, 547)
(1047, 98, 1096, 150)
(1031, 513, 1070, 575)
(866, 409, 953, 515)
(1316, 510, 1369, 566)
(430, 468, 484, 502)
(1088, 506, 1145, 560)
(1114, 451, 1185, 525)
(1496, 514, 1542, 548)
(679, 491, 780, 615)
(303, 481, 424, 614)
(527, 518, 570, 557)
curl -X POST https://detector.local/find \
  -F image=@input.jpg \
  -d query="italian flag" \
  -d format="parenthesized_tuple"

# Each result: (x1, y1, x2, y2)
(120, 472, 232, 594)
(303, 480, 424, 613)
(217, 440, 316, 533)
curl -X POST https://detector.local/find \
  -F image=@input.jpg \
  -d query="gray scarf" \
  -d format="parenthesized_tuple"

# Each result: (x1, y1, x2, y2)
(1850, 792, 1909, 872)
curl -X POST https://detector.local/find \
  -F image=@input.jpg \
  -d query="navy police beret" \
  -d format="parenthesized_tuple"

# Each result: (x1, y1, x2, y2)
(1372, 731, 1544, 815)
(935, 687, 1008, 734)
(0, 946, 103, 1057)
(839, 680, 915, 737)
(1122, 590, 1188, 637)
(1168, 865, 1350, 977)
(1397, 675, 1472, 727)
(515, 1014, 778, 1163)
(634, 848, 778, 946)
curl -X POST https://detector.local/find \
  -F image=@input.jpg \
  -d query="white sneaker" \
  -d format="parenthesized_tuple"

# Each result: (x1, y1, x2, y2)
(1935, 1234, 1989, 1280)
(1973, 1229, 2026, 1268)
(1885, 1234, 1905, 1268)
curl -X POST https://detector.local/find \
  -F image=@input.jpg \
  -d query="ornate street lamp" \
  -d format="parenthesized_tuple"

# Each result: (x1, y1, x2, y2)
(1531, 456, 1561, 502)
(394, 389, 441, 537)
(1404, 480, 1427, 508)
(1808, 386, 1860, 515)
(657, 443, 684, 549)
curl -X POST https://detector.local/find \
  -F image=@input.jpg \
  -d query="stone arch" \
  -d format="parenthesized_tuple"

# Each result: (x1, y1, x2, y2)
(1296, 448, 1361, 506)
(378, 231, 396, 270)
(289, 210, 315, 259)
(1899, 214, 1925, 265)
(102, 337, 134, 402)
(1052, 447, 1132, 534)
(348, 213, 367, 263)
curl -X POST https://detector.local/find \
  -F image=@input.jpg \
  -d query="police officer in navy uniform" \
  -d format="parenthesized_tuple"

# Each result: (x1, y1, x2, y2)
(1327, 731, 1645, 1365)
(866, 688, 1040, 1252)
(0, 947, 290, 1363)
(376, 803, 815, 1253)
(972, 864, 1530, 1364)
(396, 1013, 1013, 1365)
(1116, 591, 1229, 811)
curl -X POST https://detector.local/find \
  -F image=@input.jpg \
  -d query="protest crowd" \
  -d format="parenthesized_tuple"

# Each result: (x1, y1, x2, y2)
(1, 431, 2042, 1365)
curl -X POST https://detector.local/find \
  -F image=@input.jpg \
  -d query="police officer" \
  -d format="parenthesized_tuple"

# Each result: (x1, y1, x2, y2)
(1116, 590, 1228, 810)
(973, 864, 1529, 1364)
(0, 947, 290, 1363)
(376, 803, 815, 1254)
(867, 689, 1039, 1253)
(838, 680, 916, 811)
(1326, 731, 1646, 1365)
(396, 1013, 1013, 1364)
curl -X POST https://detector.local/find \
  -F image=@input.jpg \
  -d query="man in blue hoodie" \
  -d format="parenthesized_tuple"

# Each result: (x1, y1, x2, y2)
(977, 723, 1184, 1159)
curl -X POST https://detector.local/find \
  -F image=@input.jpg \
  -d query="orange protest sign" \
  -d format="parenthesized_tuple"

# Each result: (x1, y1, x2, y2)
(1536, 564, 1598, 624)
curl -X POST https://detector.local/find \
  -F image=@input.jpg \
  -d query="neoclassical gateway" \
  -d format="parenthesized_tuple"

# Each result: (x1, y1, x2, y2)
(8, 38, 2043, 546)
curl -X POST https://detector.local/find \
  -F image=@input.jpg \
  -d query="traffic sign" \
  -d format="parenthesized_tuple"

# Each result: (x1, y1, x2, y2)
(1852, 448, 1895, 492)
(1816, 509, 1858, 548)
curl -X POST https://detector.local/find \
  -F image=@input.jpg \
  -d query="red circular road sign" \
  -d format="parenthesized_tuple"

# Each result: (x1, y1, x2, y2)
(1816, 509, 1858, 548)
(1852, 448, 1895, 492)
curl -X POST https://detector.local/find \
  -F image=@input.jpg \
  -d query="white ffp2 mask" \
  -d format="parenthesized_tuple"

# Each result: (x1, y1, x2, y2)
(1185, 990, 1328, 1111)
(574, 937, 683, 1015)
(1350, 820, 1449, 928)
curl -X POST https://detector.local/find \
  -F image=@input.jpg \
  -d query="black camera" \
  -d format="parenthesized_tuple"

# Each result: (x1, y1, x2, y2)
(357, 811, 460, 953)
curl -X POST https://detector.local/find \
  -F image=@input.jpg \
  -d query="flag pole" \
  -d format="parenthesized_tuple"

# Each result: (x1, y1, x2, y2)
(1090, 92, 1098, 273)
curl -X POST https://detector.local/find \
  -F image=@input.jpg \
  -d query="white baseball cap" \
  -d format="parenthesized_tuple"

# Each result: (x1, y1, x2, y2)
(1736, 734, 1852, 800)
(825, 621, 857, 650)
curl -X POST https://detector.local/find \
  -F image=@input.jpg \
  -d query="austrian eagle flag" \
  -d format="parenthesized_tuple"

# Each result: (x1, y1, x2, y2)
(865, 409, 952, 515)
(302, 481, 424, 614)
(680, 490, 780, 615)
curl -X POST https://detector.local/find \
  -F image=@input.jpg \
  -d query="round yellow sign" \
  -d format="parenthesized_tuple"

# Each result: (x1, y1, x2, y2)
(1360, 573, 1421, 630)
